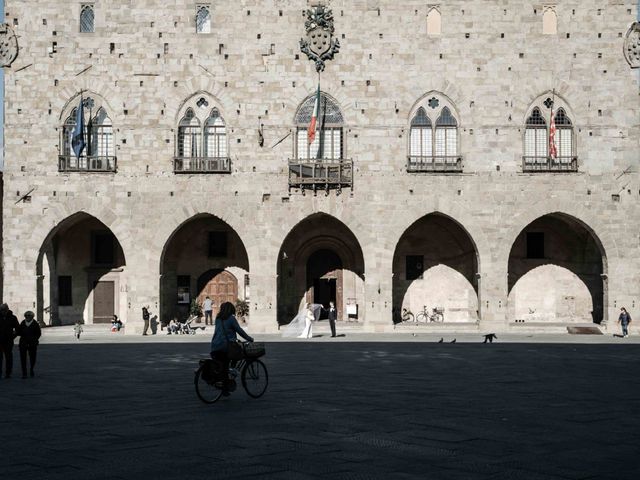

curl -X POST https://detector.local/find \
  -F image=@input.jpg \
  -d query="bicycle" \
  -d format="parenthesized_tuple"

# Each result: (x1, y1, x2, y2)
(194, 342, 268, 404)
(415, 306, 445, 323)
(401, 308, 415, 323)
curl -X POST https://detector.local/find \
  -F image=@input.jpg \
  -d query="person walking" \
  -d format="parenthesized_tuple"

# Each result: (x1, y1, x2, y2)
(203, 296, 214, 326)
(16, 311, 41, 379)
(327, 301, 337, 338)
(142, 306, 150, 335)
(0, 303, 20, 379)
(618, 307, 632, 338)
(73, 321, 83, 340)
(210, 302, 253, 395)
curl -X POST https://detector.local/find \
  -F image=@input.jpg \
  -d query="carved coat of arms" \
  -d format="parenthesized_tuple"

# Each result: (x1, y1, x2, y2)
(300, 5, 340, 72)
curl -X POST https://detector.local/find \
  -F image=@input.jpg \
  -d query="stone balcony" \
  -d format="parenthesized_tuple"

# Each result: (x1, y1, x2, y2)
(58, 155, 117, 173)
(288, 158, 353, 194)
(173, 156, 231, 174)
(407, 155, 463, 172)
(522, 156, 578, 172)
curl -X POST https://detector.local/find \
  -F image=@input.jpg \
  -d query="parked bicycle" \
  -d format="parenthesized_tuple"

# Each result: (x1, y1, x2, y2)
(401, 308, 415, 323)
(415, 305, 445, 323)
(194, 341, 268, 404)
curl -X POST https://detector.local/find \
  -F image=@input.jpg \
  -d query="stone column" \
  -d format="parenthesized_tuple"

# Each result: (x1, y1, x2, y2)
(362, 247, 394, 332)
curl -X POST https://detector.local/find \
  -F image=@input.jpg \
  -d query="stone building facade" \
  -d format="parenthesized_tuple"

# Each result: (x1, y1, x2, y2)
(1, 0, 639, 334)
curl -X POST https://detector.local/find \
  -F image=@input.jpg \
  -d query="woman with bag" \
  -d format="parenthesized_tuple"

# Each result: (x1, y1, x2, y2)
(210, 302, 253, 394)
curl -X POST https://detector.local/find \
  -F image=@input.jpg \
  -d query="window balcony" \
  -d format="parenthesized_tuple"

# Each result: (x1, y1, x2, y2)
(407, 155, 463, 172)
(58, 155, 117, 173)
(522, 156, 578, 172)
(173, 156, 231, 173)
(288, 159, 353, 194)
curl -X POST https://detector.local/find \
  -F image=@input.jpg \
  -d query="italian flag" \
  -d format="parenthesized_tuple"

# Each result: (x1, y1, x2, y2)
(307, 84, 321, 144)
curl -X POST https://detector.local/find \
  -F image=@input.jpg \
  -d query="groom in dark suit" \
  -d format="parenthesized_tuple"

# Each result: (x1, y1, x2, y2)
(327, 301, 337, 338)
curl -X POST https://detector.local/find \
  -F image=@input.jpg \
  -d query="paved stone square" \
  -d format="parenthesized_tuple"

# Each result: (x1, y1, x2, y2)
(1, 339, 639, 479)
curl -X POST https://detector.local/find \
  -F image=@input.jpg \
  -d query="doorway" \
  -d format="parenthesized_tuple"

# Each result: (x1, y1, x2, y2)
(197, 270, 239, 312)
(314, 278, 336, 319)
(93, 281, 115, 323)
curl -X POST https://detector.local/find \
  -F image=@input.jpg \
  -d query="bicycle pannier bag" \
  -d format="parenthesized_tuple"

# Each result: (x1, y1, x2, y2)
(227, 341, 244, 360)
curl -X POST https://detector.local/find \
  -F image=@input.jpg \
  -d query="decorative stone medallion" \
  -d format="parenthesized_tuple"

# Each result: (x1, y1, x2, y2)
(0, 24, 18, 67)
(300, 5, 340, 72)
(623, 22, 640, 68)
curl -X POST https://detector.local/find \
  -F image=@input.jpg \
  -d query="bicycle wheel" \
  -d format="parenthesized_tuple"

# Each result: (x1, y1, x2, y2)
(241, 359, 268, 398)
(433, 312, 444, 322)
(194, 365, 224, 404)
(415, 312, 427, 323)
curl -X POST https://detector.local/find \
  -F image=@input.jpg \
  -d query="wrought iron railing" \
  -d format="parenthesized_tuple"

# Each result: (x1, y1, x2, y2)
(288, 158, 353, 194)
(173, 156, 231, 173)
(522, 156, 578, 172)
(58, 155, 117, 173)
(407, 156, 463, 172)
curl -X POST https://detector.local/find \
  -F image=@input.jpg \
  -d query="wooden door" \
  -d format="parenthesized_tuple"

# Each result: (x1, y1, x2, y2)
(93, 281, 115, 323)
(197, 270, 238, 312)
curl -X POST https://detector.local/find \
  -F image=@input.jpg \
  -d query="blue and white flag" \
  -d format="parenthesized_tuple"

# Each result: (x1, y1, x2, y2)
(71, 97, 86, 159)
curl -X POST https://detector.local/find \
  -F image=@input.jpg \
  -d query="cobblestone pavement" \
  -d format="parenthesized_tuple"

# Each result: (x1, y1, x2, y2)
(1, 341, 639, 479)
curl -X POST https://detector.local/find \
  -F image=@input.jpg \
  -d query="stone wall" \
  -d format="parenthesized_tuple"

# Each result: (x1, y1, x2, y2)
(2, 0, 639, 333)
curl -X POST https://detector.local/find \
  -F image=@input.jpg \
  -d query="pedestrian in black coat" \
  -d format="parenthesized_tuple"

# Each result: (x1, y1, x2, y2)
(326, 301, 337, 338)
(17, 311, 41, 378)
(0, 303, 20, 379)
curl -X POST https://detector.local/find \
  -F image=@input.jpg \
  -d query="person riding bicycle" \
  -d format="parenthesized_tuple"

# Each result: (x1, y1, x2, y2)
(210, 302, 253, 394)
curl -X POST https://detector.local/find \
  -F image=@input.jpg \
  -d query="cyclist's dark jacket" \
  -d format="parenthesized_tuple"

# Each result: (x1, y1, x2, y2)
(210, 315, 252, 353)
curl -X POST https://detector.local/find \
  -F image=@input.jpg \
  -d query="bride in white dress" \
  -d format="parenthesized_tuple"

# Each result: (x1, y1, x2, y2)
(282, 303, 322, 339)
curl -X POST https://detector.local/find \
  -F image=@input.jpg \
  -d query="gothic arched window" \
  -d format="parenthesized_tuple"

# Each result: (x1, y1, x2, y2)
(554, 108, 573, 158)
(80, 5, 95, 33)
(524, 107, 548, 161)
(196, 5, 211, 34)
(203, 109, 227, 158)
(177, 109, 201, 158)
(59, 94, 116, 172)
(523, 96, 577, 171)
(174, 95, 230, 173)
(408, 95, 461, 171)
(294, 92, 344, 160)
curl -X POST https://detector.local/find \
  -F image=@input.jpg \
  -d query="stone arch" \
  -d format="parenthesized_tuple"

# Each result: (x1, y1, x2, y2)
(408, 90, 463, 126)
(507, 212, 607, 323)
(392, 212, 480, 323)
(277, 213, 365, 325)
(159, 213, 250, 324)
(173, 90, 230, 127)
(36, 212, 128, 326)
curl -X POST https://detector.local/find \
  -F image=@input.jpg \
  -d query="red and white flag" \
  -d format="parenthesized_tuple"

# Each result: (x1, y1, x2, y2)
(307, 84, 321, 144)
(549, 108, 557, 159)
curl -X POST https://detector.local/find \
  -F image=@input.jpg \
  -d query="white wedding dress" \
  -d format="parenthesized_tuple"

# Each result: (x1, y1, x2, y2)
(282, 303, 322, 338)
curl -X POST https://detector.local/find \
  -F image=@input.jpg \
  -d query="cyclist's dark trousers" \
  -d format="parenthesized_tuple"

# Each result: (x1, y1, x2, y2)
(0, 341, 14, 377)
(210, 350, 230, 383)
(19, 343, 38, 376)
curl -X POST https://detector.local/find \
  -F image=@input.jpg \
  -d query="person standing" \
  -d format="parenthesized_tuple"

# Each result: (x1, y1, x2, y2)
(17, 311, 41, 379)
(618, 307, 632, 338)
(142, 306, 150, 335)
(203, 296, 214, 326)
(327, 301, 337, 338)
(0, 303, 20, 379)
(298, 303, 315, 339)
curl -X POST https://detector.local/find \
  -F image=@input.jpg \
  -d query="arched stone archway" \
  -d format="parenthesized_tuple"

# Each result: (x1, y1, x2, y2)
(507, 213, 607, 324)
(159, 214, 249, 324)
(392, 213, 479, 323)
(277, 213, 365, 325)
(36, 212, 127, 326)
